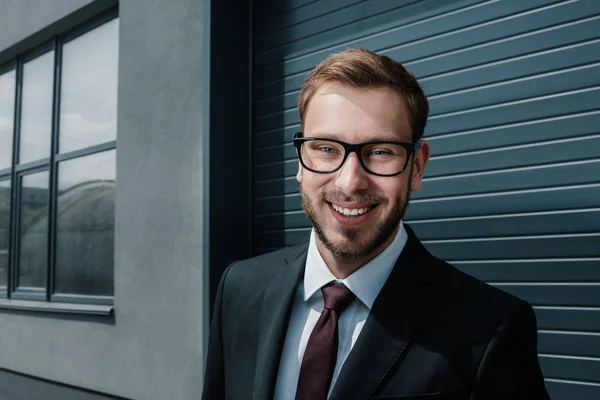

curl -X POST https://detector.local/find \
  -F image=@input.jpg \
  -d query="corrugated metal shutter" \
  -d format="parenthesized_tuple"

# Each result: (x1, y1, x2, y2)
(252, 0, 600, 397)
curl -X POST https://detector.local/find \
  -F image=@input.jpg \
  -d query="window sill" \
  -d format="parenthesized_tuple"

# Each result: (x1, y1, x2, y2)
(0, 298, 113, 315)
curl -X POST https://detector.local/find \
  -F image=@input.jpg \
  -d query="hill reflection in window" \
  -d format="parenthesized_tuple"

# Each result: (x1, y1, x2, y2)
(0, 179, 9, 287)
(18, 171, 49, 289)
(55, 150, 115, 296)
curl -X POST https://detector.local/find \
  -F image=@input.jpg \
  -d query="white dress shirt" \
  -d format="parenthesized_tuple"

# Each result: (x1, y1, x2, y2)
(273, 222, 408, 399)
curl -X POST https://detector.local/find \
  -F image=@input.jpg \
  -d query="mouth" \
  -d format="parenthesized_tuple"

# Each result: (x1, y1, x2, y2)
(327, 201, 379, 225)
(329, 202, 373, 216)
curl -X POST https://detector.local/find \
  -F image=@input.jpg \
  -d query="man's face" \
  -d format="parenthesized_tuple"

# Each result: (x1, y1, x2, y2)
(298, 83, 429, 259)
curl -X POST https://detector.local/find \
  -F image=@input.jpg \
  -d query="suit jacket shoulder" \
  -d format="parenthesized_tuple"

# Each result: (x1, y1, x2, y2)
(223, 243, 308, 297)
(411, 244, 530, 358)
(434, 252, 526, 317)
(208, 243, 308, 399)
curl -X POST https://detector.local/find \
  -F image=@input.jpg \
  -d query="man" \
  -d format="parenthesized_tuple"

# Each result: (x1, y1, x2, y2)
(202, 48, 550, 399)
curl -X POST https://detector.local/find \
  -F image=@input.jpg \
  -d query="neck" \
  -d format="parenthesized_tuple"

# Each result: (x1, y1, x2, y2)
(316, 226, 399, 279)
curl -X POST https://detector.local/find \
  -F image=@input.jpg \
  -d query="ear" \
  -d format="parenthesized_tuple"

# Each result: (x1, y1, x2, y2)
(296, 161, 303, 183)
(410, 139, 430, 192)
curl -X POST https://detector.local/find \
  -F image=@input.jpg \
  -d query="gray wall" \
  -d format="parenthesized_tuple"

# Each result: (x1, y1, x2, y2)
(0, 368, 120, 400)
(0, 0, 96, 50)
(0, 0, 116, 60)
(0, 0, 209, 399)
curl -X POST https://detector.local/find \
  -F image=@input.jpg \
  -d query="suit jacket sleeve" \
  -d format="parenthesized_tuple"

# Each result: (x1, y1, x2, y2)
(471, 300, 551, 400)
(201, 262, 235, 400)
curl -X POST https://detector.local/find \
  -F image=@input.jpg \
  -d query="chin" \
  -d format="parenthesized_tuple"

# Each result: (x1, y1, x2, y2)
(318, 225, 374, 259)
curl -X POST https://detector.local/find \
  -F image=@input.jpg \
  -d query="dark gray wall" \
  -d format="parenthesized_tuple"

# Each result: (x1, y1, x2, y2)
(207, 0, 253, 318)
(252, 0, 600, 399)
(0, 0, 210, 399)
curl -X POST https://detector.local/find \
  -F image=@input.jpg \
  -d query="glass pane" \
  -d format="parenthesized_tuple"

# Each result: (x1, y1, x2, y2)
(18, 171, 49, 289)
(301, 140, 345, 172)
(361, 143, 408, 175)
(0, 69, 16, 170)
(0, 179, 10, 287)
(55, 150, 115, 296)
(59, 18, 119, 154)
(19, 51, 54, 164)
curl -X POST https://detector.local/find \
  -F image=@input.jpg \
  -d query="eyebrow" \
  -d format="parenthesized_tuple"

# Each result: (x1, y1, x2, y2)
(309, 131, 405, 142)
(309, 131, 344, 140)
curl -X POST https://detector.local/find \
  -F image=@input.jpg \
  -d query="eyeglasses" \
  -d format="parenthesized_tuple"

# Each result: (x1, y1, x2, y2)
(293, 132, 420, 177)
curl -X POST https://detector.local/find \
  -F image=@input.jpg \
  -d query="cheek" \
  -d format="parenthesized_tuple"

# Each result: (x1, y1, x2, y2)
(373, 178, 408, 200)
(303, 173, 331, 193)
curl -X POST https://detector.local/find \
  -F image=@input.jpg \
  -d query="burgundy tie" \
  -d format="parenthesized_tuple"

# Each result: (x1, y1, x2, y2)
(295, 284, 356, 400)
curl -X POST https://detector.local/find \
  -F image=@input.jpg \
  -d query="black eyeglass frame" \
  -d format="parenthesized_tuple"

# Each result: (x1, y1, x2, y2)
(293, 132, 421, 177)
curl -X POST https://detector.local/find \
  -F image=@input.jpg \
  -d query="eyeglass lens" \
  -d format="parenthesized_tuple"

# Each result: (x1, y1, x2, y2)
(300, 139, 408, 175)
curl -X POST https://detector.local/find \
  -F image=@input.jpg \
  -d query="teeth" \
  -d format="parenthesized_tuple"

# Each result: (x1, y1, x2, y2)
(331, 203, 370, 216)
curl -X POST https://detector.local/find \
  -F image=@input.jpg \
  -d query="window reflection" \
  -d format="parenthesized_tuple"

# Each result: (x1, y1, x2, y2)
(19, 51, 54, 164)
(60, 19, 119, 154)
(0, 179, 10, 287)
(18, 171, 49, 288)
(0, 70, 16, 171)
(55, 150, 115, 296)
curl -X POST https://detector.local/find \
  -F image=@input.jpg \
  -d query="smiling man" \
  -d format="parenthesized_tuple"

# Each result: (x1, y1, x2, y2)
(202, 49, 550, 400)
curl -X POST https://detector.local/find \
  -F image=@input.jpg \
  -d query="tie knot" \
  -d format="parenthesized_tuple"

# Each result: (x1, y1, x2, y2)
(321, 284, 355, 313)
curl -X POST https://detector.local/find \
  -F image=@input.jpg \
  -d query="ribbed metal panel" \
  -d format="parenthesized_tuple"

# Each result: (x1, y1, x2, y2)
(252, 1, 600, 397)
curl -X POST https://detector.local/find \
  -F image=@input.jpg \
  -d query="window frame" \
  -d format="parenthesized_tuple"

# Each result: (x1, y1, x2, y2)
(0, 9, 118, 312)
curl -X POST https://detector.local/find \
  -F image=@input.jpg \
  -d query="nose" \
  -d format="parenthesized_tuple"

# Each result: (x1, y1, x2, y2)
(334, 152, 369, 194)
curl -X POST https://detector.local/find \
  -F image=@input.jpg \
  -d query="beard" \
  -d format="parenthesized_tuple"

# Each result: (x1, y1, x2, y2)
(300, 176, 411, 260)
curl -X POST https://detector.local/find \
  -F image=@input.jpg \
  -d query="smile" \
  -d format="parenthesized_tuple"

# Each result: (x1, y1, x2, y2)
(329, 202, 375, 217)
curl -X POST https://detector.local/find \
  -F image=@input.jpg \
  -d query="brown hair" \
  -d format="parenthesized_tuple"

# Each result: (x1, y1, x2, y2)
(298, 48, 429, 142)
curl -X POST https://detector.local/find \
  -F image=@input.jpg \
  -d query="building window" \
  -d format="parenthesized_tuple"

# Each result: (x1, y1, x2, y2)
(0, 14, 118, 305)
(0, 69, 16, 289)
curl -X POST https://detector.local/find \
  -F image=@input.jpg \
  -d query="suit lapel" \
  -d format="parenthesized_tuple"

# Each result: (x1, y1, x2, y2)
(330, 226, 440, 400)
(252, 245, 307, 400)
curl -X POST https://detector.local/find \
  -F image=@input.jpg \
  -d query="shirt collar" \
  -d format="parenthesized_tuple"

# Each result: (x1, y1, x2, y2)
(303, 221, 408, 309)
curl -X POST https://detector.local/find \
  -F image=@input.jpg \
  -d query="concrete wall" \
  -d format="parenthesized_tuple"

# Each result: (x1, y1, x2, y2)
(0, 0, 97, 50)
(0, 368, 120, 400)
(0, 0, 116, 60)
(0, 0, 209, 398)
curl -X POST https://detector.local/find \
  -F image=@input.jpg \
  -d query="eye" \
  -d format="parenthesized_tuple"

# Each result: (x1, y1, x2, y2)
(318, 146, 338, 154)
(369, 148, 394, 156)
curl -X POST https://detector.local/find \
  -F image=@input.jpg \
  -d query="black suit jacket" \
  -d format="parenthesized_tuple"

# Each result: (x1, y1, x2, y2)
(202, 225, 550, 399)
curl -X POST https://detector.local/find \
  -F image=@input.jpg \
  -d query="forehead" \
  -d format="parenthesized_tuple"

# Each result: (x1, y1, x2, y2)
(303, 83, 413, 142)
